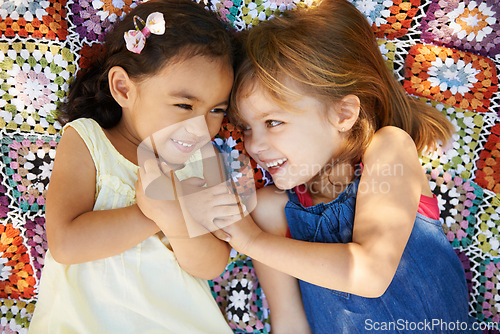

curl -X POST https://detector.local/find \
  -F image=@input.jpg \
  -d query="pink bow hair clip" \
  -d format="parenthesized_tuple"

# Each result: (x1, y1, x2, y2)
(124, 12, 166, 54)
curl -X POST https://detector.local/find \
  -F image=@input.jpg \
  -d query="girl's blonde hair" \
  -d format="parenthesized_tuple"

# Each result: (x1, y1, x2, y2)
(231, 0, 453, 166)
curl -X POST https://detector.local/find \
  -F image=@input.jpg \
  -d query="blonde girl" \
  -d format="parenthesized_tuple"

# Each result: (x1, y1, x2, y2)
(219, 1, 478, 333)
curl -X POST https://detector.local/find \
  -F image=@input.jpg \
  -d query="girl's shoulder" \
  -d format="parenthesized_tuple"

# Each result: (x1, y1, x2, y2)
(372, 126, 414, 146)
(251, 185, 289, 236)
(62, 118, 101, 137)
(365, 126, 417, 162)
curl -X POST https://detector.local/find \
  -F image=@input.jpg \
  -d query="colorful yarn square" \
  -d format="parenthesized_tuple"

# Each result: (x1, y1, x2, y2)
(70, 0, 140, 42)
(473, 256, 500, 322)
(476, 193, 500, 256)
(352, 0, 420, 39)
(0, 184, 10, 219)
(209, 0, 242, 27)
(216, 118, 272, 190)
(404, 44, 498, 113)
(0, 222, 36, 300)
(475, 123, 500, 193)
(210, 251, 270, 333)
(420, 99, 484, 179)
(427, 170, 483, 249)
(377, 39, 396, 72)
(420, 0, 500, 58)
(455, 249, 474, 294)
(76, 42, 105, 76)
(0, 0, 68, 40)
(0, 135, 58, 214)
(24, 217, 47, 281)
(0, 42, 75, 134)
(0, 299, 35, 333)
(240, 0, 314, 28)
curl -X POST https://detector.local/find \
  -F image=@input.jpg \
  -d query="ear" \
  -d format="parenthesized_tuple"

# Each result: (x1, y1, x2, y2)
(108, 66, 135, 108)
(327, 95, 360, 132)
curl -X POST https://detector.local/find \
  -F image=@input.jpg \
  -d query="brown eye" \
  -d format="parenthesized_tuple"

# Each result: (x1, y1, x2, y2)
(265, 120, 283, 128)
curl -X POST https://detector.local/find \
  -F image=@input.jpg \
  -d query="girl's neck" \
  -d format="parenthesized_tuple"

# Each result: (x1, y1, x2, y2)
(306, 161, 356, 205)
(103, 120, 140, 165)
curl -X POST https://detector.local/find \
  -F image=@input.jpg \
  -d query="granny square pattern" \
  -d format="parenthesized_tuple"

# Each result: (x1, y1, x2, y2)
(419, 0, 500, 58)
(0, 133, 58, 215)
(0, 221, 35, 301)
(404, 43, 498, 113)
(0, 42, 74, 134)
(475, 122, 500, 193)
(420, 99, 485, 179)
(0, 0, 498, 332)
(70, 0, 139, 42)
(0, 0, 69, 40)
(352, 0, 422, 39)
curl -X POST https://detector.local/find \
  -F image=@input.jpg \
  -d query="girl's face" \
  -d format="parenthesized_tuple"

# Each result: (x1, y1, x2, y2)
(126, 55, 233, 165)
(239, 83, 344, 190)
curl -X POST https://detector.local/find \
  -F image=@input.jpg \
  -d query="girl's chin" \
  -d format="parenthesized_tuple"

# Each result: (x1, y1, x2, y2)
(271, 177, 300, 191)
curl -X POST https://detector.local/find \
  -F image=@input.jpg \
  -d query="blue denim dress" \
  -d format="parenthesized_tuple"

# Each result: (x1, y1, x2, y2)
(285, 178, 478, 334)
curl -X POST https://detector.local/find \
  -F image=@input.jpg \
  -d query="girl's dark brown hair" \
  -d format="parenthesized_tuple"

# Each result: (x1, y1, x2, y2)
(60, 0, 235, 128)
(231, 0, 453, 165)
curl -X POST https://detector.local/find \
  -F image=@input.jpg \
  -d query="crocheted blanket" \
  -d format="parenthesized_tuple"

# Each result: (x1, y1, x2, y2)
(0, 0, 499, 333)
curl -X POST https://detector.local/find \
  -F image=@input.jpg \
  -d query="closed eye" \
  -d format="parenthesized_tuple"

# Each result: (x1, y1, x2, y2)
(175, 104, 193, 110)
(210, 108, 227, 115)
(265, 120, 283, 128)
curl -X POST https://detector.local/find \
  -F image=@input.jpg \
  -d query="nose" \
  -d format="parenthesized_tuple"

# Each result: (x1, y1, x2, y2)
(184, 115, 210, 140)
(244, 127, 268, 156)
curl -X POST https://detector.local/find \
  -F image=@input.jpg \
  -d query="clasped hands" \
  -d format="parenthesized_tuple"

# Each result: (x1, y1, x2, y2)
(135, 154, 261, 251)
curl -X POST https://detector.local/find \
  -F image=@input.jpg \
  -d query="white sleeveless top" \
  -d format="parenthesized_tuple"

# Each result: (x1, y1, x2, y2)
(28, 118, 232, 334)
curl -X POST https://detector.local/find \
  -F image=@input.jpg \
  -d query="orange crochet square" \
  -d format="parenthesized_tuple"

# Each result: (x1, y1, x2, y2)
(403, 44, 498, 113)
(0, 224, 36, 300)
(0, 0, 68, 40)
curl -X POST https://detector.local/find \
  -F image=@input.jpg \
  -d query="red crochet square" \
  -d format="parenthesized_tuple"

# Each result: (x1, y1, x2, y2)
(475, 123, 500, 194)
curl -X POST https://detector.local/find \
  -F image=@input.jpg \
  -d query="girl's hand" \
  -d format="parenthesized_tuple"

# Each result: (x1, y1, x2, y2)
(178, 180, 246, 238)
(136, 159, 183, 224)
(137, 158, 244, 239)
(216, 214, 263, 254)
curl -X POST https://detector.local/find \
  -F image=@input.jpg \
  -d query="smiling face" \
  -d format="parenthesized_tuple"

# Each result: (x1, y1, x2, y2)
(238, 82, 345, 190)
(121, 55, 234, 165)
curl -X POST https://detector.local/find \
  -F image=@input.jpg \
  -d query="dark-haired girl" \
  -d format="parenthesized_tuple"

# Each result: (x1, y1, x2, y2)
(29, 1, 235, 332)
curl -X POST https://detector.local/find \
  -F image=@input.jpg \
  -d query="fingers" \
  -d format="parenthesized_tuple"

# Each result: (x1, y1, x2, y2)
(182, 177, 207, 187)
(140, 159, 177, 201)
(209, 203, 246, 222)
(213, 213, 245, 229)
(211, 229, 231, 242)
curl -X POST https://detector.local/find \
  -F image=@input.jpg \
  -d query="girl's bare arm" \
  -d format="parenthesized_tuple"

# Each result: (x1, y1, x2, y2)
(225, 127, 424, 297)
(135, 173, 231, 280)
(46, 127, 161, 264)
(250, 186, 311, 334)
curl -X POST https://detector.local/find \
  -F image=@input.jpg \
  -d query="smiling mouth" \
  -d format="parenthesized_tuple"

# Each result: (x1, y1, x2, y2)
(172, 139, 195, 148)
(264, 158, 288, 174)
(265, 158, 287, 168)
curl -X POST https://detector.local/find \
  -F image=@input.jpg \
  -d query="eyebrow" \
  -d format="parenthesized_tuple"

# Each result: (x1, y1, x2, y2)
(170, 90, 229, 107)
(256, 110, 283, 120)
(170, 91, 200, 102)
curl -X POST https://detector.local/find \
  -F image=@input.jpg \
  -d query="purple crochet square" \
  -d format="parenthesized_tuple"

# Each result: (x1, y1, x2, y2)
(70, 0, 141, 42)
(420, 0, 500, 57)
